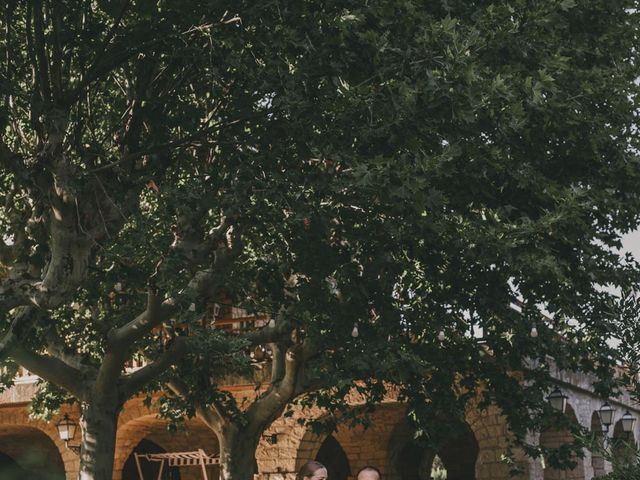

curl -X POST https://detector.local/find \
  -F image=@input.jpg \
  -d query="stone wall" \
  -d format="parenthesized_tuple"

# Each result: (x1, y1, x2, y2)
(0, 374, 638, 480)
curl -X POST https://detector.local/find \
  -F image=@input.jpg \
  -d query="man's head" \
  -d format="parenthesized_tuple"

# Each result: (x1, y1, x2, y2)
(357, 466, 381, 480)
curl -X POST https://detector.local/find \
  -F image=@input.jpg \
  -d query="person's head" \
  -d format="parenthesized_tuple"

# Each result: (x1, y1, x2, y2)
(297, 461, 328, 480)
(357, 466, 381, 480)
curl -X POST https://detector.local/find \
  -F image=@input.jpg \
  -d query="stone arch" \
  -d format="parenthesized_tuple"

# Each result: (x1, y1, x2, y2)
(0, 424, 66, 480)
(114, 414, 220, 480)
(539, 403, 585, 480)
(315, 435, 350, 480)
(590, 412, 605, 477)
(611, 418, 636, 466)
(293, 403, 407, 479)
(466, 403, 531, 480)
(386, 412, 479, 480)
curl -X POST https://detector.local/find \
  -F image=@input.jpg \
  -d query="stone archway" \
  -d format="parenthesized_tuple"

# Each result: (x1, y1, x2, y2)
(539, 404, 585, 480)
(590, 412, 605, 477)
(0, 425, 66, 480)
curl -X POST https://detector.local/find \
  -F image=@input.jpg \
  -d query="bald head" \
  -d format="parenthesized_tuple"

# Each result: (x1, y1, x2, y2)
(357, 467, 381, 480)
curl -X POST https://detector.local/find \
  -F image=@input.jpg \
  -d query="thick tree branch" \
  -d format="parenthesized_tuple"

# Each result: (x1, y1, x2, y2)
(6, 343, 83, 398)
(244, 342, 307, 431)
(121, 337, 189, 398)
(269, 343, 286, 384)
(167, 377, 225, 431)
(244, 323, 291, 347)
(43, 326, 95, 376)
(0, 307, 41, 361)
(0, 237, 18, 267)
(71, 34, 172, 104)
(107, 289, 176, 349)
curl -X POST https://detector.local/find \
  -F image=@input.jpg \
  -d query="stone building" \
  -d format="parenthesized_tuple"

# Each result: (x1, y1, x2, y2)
(0, 319, 638, 480)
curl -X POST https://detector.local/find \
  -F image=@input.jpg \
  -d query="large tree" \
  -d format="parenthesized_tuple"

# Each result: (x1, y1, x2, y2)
(1, 1, 640, 480)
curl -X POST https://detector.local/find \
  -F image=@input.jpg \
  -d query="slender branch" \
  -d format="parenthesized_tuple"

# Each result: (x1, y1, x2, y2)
(93, 0, 131, 65)
(47, 0, 64, 101)
(3, 3, 12, 112)
(84, 119, 238, 175)
(32, 0, 52, 103)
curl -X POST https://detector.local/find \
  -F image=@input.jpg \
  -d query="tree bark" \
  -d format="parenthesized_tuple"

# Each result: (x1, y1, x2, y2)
(218, 427, 261, 480)
(78, 398, 121, 480)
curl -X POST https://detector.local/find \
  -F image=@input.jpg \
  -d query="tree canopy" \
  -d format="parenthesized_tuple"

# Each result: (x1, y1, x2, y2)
(1, 1, 640, 479)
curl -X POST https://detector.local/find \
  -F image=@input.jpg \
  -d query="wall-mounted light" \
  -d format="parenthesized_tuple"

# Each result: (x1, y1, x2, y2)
(547, 387, 568, 414)
(56, 414, 80, 455)
(598, 402, 616, 433)
(621, 410, 636, 434)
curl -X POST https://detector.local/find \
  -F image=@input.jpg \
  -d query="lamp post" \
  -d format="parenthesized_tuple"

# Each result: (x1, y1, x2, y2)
(547, 387, 568, 414)
(598, 402, 616, 434)
(56, 414, 81, 455)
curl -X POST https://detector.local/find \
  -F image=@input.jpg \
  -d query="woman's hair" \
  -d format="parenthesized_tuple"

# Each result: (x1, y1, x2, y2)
(297, 460, 326, 480)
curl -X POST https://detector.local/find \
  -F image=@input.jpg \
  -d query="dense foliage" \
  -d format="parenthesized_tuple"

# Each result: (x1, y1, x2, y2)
(1, 1, 640, 479)
(595, 464, 640, 480)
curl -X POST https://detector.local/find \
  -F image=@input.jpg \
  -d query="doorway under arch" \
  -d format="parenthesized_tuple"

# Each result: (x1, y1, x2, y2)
(316, 434, 350, 480)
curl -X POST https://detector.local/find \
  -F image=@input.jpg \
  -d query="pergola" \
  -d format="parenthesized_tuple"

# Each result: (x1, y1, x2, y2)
(134, 449, 220, 480)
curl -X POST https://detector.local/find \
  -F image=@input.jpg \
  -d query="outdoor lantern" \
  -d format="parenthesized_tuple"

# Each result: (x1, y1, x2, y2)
(598, 402, 616, 429)
(621, 410, 636, 433)
(547, 387, 568, 413)
(56, 413, 77, 442)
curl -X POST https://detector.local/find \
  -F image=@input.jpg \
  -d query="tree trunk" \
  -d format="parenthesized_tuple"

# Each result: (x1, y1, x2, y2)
(78, 399, 121, 480)
(219, 428, 261, 480)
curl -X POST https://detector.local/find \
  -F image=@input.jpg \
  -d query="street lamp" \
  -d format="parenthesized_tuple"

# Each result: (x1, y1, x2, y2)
(621, 410, 636, 434)
(598, 402, 616, 433)
(547, 387, 568, 414)
(56, 414, 80, 454)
